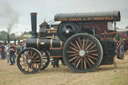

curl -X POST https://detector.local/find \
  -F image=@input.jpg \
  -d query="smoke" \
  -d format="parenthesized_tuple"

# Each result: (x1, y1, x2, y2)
(0, 0, 19, 33)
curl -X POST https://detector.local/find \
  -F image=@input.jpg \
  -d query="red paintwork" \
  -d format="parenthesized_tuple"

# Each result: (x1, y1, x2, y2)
(83, 22, 108, 34)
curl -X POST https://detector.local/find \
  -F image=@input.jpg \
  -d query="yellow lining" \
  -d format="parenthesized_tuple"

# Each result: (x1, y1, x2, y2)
(50, 39, 53, 48)
(37, 38, 39, 49)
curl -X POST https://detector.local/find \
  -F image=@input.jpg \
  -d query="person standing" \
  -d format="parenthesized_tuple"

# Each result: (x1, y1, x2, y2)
(16, 43, 21, 56)
(5, 44, 10, 63)
(0, 46, 2, 59)
(9, 43, 16, 65)
(1, 43, 5, 59)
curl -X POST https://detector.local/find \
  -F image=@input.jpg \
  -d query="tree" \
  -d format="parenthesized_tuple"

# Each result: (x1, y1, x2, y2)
(0, 31, 16, 41)
(0, 31, 8, 40)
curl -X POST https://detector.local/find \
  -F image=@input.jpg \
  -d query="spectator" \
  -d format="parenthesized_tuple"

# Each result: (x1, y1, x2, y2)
(16, 43, 21, 55)
(20, 41, 24, 52)
(9, 43, 16, 65)
(59, 57, 65, 66)
(1, 43, 5, 59)
(53, 57, 59, 68)
(0, 46, 2, 59)
(52, 57, 65, 68)
(5, 44, 10, 63)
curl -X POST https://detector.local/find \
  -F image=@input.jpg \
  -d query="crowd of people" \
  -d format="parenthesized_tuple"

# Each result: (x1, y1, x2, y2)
(0, 41, 26, 65)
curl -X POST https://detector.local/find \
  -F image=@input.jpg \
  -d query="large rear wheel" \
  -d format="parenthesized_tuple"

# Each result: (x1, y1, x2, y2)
(63, 33, 103, 72)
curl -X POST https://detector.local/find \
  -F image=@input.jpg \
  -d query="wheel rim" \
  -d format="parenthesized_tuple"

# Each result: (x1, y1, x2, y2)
(40, 51, 50, 70)
(17, 48, 42, 74)
(63, 33, 103, 72)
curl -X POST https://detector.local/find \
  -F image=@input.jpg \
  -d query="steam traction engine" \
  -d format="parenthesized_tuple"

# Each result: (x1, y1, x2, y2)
(17, 11, 124, 74)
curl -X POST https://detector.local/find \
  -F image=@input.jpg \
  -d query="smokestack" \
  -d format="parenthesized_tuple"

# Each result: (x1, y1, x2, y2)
(31, 12, 37, 37)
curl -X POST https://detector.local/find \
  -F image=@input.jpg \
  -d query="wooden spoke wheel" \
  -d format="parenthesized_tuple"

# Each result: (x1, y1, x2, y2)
(17, 48, 42, 74)
(63, 33, 103, 72)
(40, 51, 50, 70)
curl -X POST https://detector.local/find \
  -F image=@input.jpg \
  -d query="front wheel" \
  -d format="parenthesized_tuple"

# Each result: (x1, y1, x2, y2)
(17, 48, 42, 74)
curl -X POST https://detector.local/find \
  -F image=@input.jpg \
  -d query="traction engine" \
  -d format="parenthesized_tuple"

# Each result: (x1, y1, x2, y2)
(17, 11, 124, 74)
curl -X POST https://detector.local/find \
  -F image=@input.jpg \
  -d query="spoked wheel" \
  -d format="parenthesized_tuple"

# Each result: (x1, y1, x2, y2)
(63, 33, 103, 72)
(17, 48, 42, 74)
(40, 51, 50, 70)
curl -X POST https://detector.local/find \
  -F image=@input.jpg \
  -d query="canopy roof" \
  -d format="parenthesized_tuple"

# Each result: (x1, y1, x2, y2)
(54, 11, 120, 22)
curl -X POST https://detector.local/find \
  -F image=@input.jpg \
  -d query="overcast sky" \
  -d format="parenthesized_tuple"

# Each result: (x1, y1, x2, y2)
(0, 0, 128, 36)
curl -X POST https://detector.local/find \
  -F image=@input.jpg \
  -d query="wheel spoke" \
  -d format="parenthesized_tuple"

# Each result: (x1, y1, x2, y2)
(69, 47, 79, 52)
(21, 63, 27, 66)
(42, 57, 48, 59)
(36, 63, 40, 69)
(33, 56, 39, 59)
(32, 60, 40, 63)
(30, 51, 33, 57)
(82, 38, 86, 49)
(88, 49, 97, 53)
(89, 53, 98, 56)
(84, 58, 87, 69)
(22, 65, 28, 70)
(87, 55, 97, 60)
(76, 59, 81, 68)
(23, 64, 28, 70)
(67, 51, 77, 54)
(31, 63, 35, 70)
(84, 57, 91, 67)
(26, 51, 31, 59)
(77, 37, 82, 49)
(75, 39, 81, 49)
(85, 38, 89, 48)
(87, 58, 95, 65)
(74, 56, 80, 64)
(34, 64, 37, 69)
(26, 65, 30, 72)
(88, 44, 96, 50)
(31, 53, 37, 59)
(70, 42, 79, 50)
(69, 56, 78, 62)
(69, 53, 79, 57)
(80, 58, 83, 69)
(85, 41, 93, 50)
(42, 60, 47, 63)
(31, 63, 37, 71)
(22, 54, 27, 58)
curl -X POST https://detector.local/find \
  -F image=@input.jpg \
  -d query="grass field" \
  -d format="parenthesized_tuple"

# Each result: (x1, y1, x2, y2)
(0, 52, 128, 85)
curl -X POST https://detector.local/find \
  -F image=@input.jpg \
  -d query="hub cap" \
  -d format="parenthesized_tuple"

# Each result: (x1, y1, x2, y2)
(79, 50, 88, 57)
(27, 59, 32, 64)
(65, 29, 70, 34)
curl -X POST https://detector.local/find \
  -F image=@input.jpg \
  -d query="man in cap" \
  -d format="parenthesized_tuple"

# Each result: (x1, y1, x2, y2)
(9, 42, 16, 65)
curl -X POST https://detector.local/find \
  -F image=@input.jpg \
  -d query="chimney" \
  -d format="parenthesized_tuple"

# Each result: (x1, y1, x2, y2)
(31, 12, 37, 37)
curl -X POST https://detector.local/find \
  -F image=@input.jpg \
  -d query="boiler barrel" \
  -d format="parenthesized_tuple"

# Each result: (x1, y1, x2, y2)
(26, 38, 62, 50)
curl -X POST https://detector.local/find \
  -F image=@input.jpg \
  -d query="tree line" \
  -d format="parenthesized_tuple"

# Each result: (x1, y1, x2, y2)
(0, 31, 30, 41)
